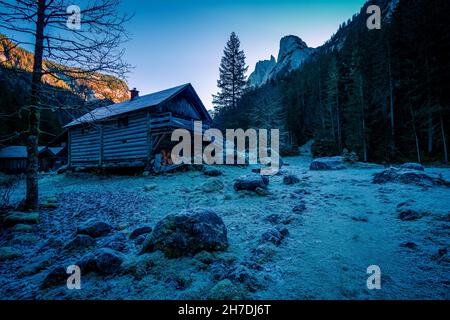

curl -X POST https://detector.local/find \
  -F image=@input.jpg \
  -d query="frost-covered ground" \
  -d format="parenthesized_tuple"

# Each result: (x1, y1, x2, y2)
(0, 155, 449, 300)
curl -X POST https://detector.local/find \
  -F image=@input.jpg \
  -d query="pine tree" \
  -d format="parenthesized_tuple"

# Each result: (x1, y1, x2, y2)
(213, 32, 248, 127)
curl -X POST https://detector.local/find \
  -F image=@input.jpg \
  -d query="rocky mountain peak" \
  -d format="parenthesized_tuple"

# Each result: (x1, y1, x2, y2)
(247, 35, 314, 88)
(278, 35, 308, 62)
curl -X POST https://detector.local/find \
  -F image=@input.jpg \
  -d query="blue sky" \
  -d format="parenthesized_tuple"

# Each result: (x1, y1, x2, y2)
(121, 0, 367, 110)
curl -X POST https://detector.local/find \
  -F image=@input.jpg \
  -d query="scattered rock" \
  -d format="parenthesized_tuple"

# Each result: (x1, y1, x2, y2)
(195, 251, 216, 265)
(260, 226, 289, 246)
(129, 225, 153, 240)
(143, 184, 157, 192)
(401, 163, 425, 171)
(227, 264, 264, 293)
(94, 248, 123, 274)
(292, 202, 307, 214)
(77, 219, 113, 238)
(199, 178, 224, 193)
(264, 214, 292, 225)
(4, 212, 39, 227)
(166, 273, 192, 290)
(142, 208, 228, 258)
(13, 234, 39, 244)
(42, 196, 58, 209)
(248, 245, 276, 264)
(11, 224, 34, 233)
(0, 247, 21, 261)
(398, 209, 430, 221)
(134, 234, 147, 245)
(255, 187, 271, 197)
(310, 157, 346, 171)
(351, 216, 369, 222)
(438, 248, 448, 257)
(64, 235, 96, 251)
(432, 248, 449, 263)
(234, 174, 269, 192)
(223, 194, 233, 201)
(373, 168, 450, 187)
(41, 266, 68, 288)
(19, 254, 53, 276)
(401, 242, 418, 250)
(283, 174, 301, 185)
(204, 168, 223, 177)
(79, 248, 123, 274)
(207, 279, 248, 300)
(98, 233, 129, 252)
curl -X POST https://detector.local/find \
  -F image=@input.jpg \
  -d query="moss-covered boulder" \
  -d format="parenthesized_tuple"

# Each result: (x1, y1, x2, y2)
(4, 212, 39, 227)
(0, 247, 21, 261)
(142, 208, 228, 258)
(77, 219, 113, 238)
(207, 279, 248, 300)
(11, 224, 34, 233)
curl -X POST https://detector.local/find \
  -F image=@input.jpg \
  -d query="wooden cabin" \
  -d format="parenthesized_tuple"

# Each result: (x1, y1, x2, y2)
(64, 83, 212, 172)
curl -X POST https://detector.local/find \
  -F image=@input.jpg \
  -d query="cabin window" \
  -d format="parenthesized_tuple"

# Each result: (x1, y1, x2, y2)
(118, 116, 129, 128)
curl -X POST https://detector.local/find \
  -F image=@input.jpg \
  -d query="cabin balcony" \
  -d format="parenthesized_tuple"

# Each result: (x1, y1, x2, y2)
(149, 112, 211, 133)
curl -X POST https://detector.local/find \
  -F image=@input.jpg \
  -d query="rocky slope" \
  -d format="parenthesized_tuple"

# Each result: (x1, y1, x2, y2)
(0, 35, 129, 103)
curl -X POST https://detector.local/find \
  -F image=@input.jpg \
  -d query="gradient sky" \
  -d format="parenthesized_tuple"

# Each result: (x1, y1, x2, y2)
(120, 0, 367, 110)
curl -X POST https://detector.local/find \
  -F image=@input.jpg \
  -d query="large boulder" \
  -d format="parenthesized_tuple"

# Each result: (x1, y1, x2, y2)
(41, 266, 68, 288)
(283, 174, 301, 185)
(199, 178, 224, 193)
(77, 219, 113, 238)
(234, 174, 269, 192)
(207, 279, 248, 300)
(78, 248, 123, 274)
(142, 208, 228, 258)
(260, 226, 289, 246)
(310, 156, 346, 171)
(64, 235, 96, 251)
(4, 212, 39, 227)
(398, 209, 430, 221)
(0, 247, 21, 261)
(129, 225, 153, 240)
(203, 168, 223, 177)
(400, 163, 425, 171)
(373, 168, 450, 187)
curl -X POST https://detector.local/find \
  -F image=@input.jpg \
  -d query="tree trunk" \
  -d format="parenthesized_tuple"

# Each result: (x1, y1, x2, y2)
(318, 63, 325, 130)
(387, 43, 395, 140)
(359, 74, 368, 162)
(439, 108, 448, 164)
(25, 0, 46, 210)
(409, 102, 421, 163)
(425, 58, 434, 154)
(335, 81, 342, 152)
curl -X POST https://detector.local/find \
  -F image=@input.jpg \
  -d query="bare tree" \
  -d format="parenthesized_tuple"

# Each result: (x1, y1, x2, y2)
(0, 0, 131, 209)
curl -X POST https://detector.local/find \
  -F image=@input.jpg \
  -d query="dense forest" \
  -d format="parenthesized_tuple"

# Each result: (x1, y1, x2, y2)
(215, 0, 450, 164)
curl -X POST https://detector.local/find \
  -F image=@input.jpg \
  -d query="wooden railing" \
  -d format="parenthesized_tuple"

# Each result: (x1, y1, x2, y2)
(149, 112, 210, 131)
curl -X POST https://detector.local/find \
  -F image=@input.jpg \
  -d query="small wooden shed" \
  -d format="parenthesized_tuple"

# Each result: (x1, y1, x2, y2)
(64, 83, 212, 171)
(0, 146, 66, 173)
